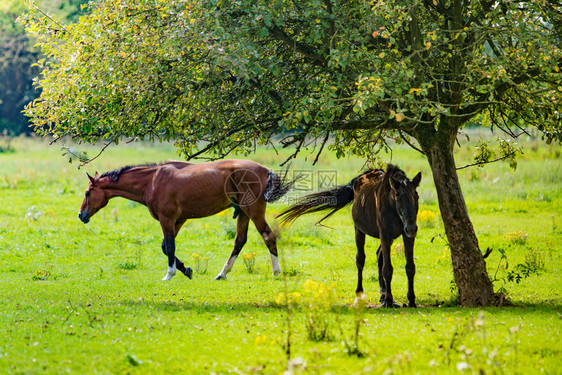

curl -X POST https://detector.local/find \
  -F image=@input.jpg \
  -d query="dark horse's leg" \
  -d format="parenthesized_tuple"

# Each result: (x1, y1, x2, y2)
(380, 237, 399, 308)
(403, 235, 416, 307)
(354, 228, 367, 306)
(376, 244, 384, 300)
(161, 219, 192, 281)
(215, 212, 251, 280)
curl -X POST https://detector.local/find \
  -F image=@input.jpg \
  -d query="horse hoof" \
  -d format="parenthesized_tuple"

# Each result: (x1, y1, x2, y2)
(354, 293, 368, 308)
(214, 274, 226, 281)
(379, 295, 390, 307)
(381, 299, 400, 308)
(185, 267, 193, 279)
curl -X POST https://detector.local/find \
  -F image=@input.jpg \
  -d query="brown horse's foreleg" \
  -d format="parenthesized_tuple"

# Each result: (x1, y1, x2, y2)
(354, 228, 367, 306)
(215, 213, 250, 280)
(160, 219, 192, 281)
(403, 235, 416, 307)
(161, 239, 192, 279)
(161, 234, 177, 281)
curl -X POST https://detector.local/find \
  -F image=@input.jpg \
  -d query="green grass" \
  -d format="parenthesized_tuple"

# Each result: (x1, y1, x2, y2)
(0, 135, 560, 374)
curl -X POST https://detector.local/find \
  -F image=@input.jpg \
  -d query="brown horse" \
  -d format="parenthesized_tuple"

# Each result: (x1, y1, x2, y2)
(79, 159, 292, 281)
(278, 164, 421, 307)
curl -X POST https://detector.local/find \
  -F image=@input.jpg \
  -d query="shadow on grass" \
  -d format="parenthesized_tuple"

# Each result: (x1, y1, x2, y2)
(117, 297, 561, 317)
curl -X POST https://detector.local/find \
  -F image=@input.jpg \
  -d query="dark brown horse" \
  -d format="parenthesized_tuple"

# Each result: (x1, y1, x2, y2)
(79, 160, 292, 281)
(278, 165, 421, 307)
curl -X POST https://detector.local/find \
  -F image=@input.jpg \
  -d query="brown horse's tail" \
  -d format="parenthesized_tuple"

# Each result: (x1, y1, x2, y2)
(263, 169, 298, 203)
(276, 179, 357, 225)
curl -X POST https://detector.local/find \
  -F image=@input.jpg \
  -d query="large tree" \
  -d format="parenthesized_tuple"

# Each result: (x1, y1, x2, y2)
(23, 0, 561, 306)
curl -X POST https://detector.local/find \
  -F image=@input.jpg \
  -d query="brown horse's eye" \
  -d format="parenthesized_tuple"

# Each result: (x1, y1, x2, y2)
(85, 191, 90, 197)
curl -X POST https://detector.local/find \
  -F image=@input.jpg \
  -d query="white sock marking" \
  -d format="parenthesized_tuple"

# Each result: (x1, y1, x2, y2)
(270, 254, 281, 276)
(354, 292, 368, 308)
(216, 254, 238, 280)
(162, 261, 177, 281)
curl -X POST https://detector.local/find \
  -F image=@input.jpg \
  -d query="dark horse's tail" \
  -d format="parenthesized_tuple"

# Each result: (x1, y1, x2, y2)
(276, 177, 358, 225)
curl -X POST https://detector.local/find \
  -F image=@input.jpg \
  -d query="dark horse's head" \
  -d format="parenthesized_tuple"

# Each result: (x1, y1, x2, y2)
(388, 168, 422, 238)
(78, 172, 109, 224)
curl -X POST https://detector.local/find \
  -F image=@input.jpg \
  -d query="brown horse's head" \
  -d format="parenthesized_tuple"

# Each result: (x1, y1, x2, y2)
(390, 171, 421, 238)
(78, 173, 109, 224)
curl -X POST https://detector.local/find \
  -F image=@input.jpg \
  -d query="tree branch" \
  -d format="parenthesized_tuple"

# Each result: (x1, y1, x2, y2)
(280, 133, 307, 167)
(459, 66, 542, 122)
(268, 25, 326, 67)
(335, 118, 414, 131)
(456, 150, 519, 170)
(313, 131, 330, 165)
(399, 131, 425, 155)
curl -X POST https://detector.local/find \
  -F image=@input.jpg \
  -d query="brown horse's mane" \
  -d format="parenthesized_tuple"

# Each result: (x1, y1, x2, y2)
(100, 163, 159, 182)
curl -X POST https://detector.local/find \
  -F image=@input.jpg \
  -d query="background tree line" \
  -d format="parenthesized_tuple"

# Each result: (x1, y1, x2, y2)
(0, 0, 86, 135)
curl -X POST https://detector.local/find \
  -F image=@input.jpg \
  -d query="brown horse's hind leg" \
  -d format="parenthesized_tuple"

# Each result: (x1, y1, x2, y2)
(249, 205, 281, 276)
(354, 228, 367, 306)
(215, 212, 251, 280)
(255, 221, 280, 276)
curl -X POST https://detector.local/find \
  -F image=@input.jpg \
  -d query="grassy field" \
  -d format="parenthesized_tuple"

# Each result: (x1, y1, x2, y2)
(0, 135, 560, 374)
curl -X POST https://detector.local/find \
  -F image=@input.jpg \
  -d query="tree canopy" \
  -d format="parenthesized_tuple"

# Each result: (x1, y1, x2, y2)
(22, 0, 561, 306)
(23, 0, 561, 159)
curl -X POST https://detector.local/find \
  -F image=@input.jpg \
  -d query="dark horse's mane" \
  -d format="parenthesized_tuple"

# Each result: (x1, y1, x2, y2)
(383, 164, 408, 184)
(357, 164, 406, 186)
(100, 163, 159, 183)
(277, 164, 405, 225)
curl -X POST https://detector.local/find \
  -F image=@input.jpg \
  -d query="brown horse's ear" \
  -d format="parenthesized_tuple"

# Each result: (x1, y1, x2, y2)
(412, 172, 422, 188)
(87, 173, 96, 184)
(95, 171, 99, 177)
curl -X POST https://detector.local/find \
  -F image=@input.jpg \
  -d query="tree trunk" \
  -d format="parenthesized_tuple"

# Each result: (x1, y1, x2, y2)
(418, 128, 503, 307)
